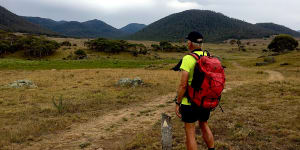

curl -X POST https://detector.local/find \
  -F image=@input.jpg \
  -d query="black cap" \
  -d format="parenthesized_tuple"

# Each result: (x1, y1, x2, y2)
(186, 31, 203, 43)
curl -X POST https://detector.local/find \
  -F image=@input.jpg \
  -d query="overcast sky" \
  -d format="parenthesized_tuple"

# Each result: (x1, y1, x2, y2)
(1, 0, 299, 30)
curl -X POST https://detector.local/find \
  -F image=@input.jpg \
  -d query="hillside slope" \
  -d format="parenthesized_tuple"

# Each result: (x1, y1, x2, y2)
(129, 10, 276, 42)
(120, 23, 146, 34)
(256, 23, 300, 37)
(0, 6, 56, 35)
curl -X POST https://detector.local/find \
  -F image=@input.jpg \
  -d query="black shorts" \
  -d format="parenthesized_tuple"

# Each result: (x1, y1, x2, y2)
(180, 104, 211, 123)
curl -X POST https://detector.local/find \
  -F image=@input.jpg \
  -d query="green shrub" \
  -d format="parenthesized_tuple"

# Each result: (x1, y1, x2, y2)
(151, 44, 160, 51)
(74, 49, 86, 56)
(174, 45, 188, 52)
(268, 34, 299, 52)
(237, 40, 242, 46)
(134, 44, 148, 55)
(61, 41, 72, 47)
(0, 31, 21, 54)
(159, 41, 173, 51)
(229, 39, 236, 45)
(0, 31, 60, 57)
(18, 36, 60, 58)
(263, 56, 276, 63)
(240, 45, 246, 52)
(74, 49, 87, 59)
(151, 42, 187, 52)
(85, 38, 131, 53)
(131, 51, 138, 57)
(0, 41, 10, 55)
(128, 44, 148, 56)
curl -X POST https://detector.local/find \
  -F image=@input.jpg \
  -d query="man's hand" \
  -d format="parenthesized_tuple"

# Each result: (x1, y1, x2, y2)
(175, 104, 181, 118)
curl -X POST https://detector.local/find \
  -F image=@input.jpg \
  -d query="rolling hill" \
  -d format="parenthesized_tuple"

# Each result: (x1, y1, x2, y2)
(120, 23, 146, 34)
(129, 10, 278, 42)
(0, 6, 56, 35)
(23, 17, 127, 38)
(22, 16, 66, 30)
(256, 23, 300, 37)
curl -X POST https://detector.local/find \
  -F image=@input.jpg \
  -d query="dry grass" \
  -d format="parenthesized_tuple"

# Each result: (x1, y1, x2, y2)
(121, 61, 300, 150)
(118, 40, 300, 150)
(0, 69, 180, 148)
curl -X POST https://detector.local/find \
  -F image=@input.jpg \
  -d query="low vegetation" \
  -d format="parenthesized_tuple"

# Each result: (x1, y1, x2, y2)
(60, 41, 72, 47)
(21, 36, 60, 58)
(73, 49, 87, 59)
(151, 41, 187, 52)
(84, 38, 149, 56)
(268, 34, 299, 52)
(85, 38, 132, 53)
(0, 69, 179, 148)
(0, 30, 60, 58)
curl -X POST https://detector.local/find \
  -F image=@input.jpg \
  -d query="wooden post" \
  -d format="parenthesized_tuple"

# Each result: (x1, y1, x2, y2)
(161, 113, 172, 150)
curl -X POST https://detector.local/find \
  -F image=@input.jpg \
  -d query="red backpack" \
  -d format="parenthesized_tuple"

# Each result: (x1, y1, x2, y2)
(187, 51, 225, 110)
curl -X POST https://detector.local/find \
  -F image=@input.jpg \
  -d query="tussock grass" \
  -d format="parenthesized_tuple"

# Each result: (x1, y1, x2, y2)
(0, 69, 180, 148)
(122, 80, 300, 150)
(119, 46, 300, 149)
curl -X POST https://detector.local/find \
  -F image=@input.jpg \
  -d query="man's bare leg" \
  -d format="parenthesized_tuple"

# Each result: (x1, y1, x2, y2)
(199, 121, 214, 149)
(185, 123, 198, 150)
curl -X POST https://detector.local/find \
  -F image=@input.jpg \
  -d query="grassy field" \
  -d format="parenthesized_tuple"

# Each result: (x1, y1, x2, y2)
(0, 37, 299, 149)
(121, 50, 300, 150)
(0, 58, 179, 70)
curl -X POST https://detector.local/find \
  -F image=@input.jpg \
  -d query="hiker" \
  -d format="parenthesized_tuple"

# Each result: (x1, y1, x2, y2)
(175, 31, 217, 150)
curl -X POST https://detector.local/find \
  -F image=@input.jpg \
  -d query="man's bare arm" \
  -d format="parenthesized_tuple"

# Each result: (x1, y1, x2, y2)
(176, 71, 189, 103)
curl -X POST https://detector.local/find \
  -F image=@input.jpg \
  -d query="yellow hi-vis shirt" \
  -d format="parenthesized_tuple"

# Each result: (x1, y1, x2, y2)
(179, 50, 208, 105)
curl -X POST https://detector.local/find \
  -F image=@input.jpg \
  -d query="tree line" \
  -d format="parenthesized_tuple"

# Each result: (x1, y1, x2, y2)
(0, 30, 60, 58)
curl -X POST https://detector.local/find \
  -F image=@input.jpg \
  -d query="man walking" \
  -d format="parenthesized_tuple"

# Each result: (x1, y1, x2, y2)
(175, 31, 215, 150)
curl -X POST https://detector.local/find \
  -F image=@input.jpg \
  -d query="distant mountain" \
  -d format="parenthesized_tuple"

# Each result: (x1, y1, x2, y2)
(256, 23, 300, 37)
(120, 23, 146, 34)
(0, 6, 56, 35)
(23, 17, 65, 29)
(129, 10, 277, 42)
(297, 30, 300, 32)
(24, 17, 126, 38)
(81, 19, 126, 38)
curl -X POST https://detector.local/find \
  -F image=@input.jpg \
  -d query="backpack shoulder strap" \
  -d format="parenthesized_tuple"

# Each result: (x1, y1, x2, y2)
(189, 49, 210, 60)
(204, 50, 211, 57)
(189, 52, 200, 60)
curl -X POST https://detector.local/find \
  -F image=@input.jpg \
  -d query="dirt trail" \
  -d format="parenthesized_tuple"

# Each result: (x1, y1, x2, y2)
(232, 62, 245, 70)
(232, 61, 284, 81)
(223, 62, 285, 93)
(264, 70, 284, 81)
(13, 93, 176, 150)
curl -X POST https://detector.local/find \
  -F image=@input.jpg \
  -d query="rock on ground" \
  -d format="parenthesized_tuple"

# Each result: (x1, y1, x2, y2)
(117, 77, 144, 87)
(7, 80, 38, 88)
